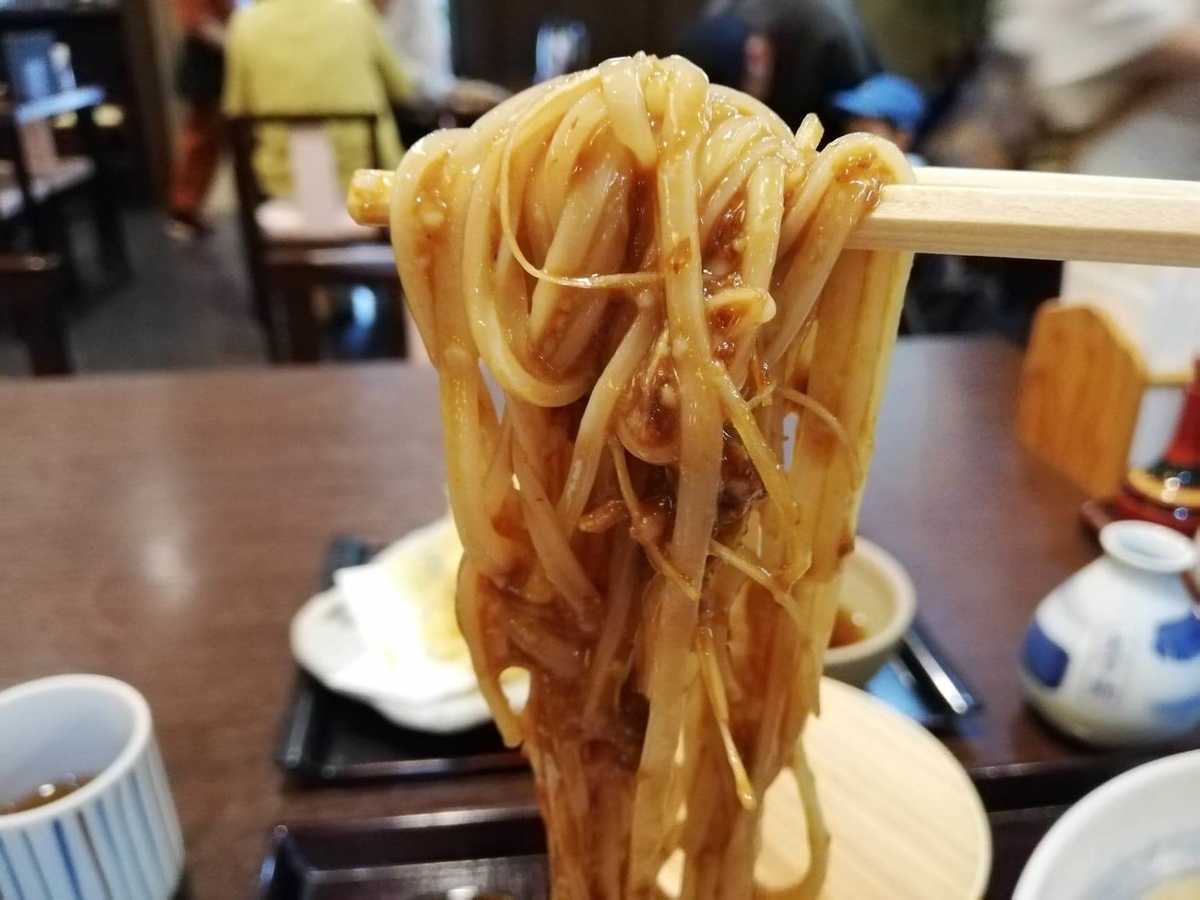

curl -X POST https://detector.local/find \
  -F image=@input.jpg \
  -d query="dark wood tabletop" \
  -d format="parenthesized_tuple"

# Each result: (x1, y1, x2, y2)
(0, 336, 1174, 898)
(860, 338, 1096, 767)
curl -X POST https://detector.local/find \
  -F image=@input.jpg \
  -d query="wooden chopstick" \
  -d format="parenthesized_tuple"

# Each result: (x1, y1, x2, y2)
(348, 167, 1200, 268)
(849, 167, 1200, 266)
(1151, 368, 1195, 388)
(914, 166, 1200, 199)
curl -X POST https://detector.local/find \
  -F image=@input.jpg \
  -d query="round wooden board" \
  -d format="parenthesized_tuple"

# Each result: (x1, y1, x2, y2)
(661, 678, 991, 899)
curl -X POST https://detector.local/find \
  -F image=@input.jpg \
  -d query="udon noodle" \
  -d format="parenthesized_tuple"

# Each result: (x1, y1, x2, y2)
(385, 54, 914, 900)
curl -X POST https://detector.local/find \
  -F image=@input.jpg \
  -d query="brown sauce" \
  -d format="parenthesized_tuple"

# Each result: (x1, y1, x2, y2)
(829, 607, 867, 649)
(0, 774, 93, 815)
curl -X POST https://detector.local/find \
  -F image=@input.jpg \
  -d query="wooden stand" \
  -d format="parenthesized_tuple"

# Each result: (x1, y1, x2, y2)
(1017, 303, 1150, 500)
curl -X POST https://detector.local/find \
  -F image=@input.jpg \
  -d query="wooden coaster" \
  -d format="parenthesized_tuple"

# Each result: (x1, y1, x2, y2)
(661, 678, 992, 899)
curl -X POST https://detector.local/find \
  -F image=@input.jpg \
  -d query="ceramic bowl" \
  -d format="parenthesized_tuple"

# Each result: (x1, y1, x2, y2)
(1015, 750, 1200, 900)
(824, 538, 917, 687)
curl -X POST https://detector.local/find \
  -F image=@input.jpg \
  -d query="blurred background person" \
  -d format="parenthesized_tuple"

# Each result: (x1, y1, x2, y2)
(375, 0, 510, 116)
(997, 0, 1200, 181)
(679, 0, 879, 134)
(997, 0, 1200, 353)
(998, 0, 1200, 462)
(377, 0, 455, 104)
(223, 0, 414, 198)
(167, 0, 234, 239)
(856, 0, 988, 94)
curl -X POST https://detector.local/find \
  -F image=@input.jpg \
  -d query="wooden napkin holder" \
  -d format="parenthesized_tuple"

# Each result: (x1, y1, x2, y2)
(1016, 302, 1189, 500)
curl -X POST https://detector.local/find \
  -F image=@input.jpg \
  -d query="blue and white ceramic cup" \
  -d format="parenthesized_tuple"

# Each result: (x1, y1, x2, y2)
(0, 675, 184, 900)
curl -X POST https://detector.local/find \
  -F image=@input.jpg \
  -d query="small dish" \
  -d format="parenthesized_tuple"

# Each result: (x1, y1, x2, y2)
(291, 518, 527, 734)
(824, 538, 918, 687)
(291, 586, 528, 734)
(279, 538, 526, 784)
(1015, 750, 1200, 900)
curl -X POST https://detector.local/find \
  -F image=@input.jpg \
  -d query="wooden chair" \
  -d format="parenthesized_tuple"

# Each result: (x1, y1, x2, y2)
(228, 113, 406, 363)
(1016, 302, 1148, 499)
(0, 87, 131, 288)
(0, 253, 72, 375)
(268, 244, 406, 363)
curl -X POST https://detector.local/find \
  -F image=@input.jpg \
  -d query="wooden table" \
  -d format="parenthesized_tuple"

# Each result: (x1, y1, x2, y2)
(862, 339, 1099, 772)
(0, 337, 1174, 898)
(861, 342, 1198, 803)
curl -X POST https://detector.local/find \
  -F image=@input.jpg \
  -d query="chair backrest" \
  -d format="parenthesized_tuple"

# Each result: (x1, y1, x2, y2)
(286, 126, 346, 230)
(1016, 301, 1147, 499)
(228, 112, 383, 238)
(227, 113, 393, 362)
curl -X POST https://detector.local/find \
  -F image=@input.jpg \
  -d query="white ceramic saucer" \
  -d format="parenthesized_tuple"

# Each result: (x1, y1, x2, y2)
(290, 586, 527, 734)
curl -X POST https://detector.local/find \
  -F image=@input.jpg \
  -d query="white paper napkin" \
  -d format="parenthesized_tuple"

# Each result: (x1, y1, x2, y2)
(329, 557, 480, 705)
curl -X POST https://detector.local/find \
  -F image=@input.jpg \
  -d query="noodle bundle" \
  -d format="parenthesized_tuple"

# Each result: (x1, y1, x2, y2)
(386, 54, 914, 900)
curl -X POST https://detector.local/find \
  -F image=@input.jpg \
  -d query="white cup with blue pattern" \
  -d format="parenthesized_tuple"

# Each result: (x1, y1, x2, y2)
(1021, 521, 1200, 747)
(0, 675, 184, 900)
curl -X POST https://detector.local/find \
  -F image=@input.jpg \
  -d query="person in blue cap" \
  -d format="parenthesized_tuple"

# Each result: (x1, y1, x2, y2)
(831, 73, 928, 163)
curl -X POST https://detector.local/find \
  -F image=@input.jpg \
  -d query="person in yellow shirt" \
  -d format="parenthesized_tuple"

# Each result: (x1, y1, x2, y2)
(222, 0, 413, 197)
